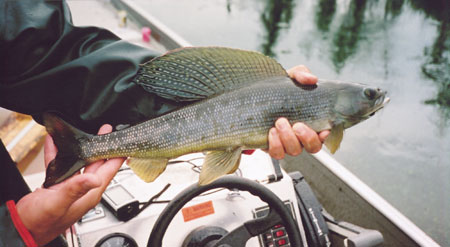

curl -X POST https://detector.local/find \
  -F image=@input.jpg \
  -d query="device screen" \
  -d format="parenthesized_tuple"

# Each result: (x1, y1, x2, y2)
(105, 185, 134, 206)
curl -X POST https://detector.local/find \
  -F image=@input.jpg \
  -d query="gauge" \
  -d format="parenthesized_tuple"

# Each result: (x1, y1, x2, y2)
(95, 233, 138, 247)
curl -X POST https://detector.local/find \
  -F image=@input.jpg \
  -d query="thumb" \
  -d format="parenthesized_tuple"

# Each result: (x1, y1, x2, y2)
(52, 174, 101, 211)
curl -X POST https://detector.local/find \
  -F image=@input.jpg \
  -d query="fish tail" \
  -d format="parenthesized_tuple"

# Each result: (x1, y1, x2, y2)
(42, 113, 92, 188)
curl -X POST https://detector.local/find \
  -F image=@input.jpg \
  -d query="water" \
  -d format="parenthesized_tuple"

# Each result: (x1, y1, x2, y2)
(132, 0, 449, 244)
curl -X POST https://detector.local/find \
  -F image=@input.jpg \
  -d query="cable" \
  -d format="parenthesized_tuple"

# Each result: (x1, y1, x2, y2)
(198, 188, 226, 196)
(70, 225, 75, 247)
(136, 183, 171, 216)
(167, 157, 204, 173)
(139, 200, 171, 205)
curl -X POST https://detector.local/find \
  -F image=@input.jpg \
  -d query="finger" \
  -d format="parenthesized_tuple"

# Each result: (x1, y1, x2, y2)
(268, 127, 285, 160)
(287, 65, 318, 85)
(275, 118, 302, 156)
(49, 173, 101, 212)
(79, 123, 123, 208)
(91, 124, 124, 182)
(98, 124, 113, 135)
(83, 160, 105, 174)
(319, 130, 330, 142)
(293, 71, 318, 85)
(287, 65, 311, 75)
(94, 157, 125, 188)
(47, 169, 83, 191)
(73, 158, 124, 210)
(44, 135, 57, 168)
(293, 123, 322, 153)
(84, 124, 113, 174)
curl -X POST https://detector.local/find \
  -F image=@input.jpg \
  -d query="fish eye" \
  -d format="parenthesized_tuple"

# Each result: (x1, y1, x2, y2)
(363, 88, 378, 100)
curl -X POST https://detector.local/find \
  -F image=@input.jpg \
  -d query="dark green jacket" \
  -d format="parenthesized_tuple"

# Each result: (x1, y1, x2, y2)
(0, 0, 180, 245)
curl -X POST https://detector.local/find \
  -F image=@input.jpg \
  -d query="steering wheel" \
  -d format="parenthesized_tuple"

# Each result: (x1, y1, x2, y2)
(147, 175, 302, 247)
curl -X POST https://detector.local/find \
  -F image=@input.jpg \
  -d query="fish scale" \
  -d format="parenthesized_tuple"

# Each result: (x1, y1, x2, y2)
(42, 47, 388, 187)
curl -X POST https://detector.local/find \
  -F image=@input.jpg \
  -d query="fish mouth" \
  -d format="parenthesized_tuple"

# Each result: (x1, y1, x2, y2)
(368, 96, 390, 117)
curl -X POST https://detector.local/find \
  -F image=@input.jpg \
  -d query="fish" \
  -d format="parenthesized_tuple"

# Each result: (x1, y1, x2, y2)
(42, 47, 389, 188)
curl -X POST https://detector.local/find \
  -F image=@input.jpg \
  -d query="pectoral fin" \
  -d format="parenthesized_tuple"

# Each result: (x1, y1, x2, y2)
(199, 148, 243, 185)
(127, 158, 169, 182)
(324, 124, 344, 154)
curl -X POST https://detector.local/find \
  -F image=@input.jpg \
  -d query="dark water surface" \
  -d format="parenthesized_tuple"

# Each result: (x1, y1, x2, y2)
(133, 0, 449, 244)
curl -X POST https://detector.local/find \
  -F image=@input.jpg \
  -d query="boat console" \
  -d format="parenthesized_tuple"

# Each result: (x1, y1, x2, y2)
(71, 151, 383, 247)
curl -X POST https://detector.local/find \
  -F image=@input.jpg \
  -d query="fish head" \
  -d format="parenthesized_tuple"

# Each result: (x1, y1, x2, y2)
(331, 81, 389, 128)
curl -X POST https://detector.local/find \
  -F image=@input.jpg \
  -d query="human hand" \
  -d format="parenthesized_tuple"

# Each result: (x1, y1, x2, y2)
(268, 65, 330, 159)
(16, 124, 125, 246)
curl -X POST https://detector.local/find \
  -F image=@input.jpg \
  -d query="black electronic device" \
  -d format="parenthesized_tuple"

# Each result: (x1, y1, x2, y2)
(289, 172, 331, 247)
(101, 183, 140, 222)
(253, 201, 296, 247)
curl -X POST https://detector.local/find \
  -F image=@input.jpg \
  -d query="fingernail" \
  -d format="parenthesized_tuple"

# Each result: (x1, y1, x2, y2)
(320, 131, 330, 141)
(293, 123, 305, 136)
(276, 118, 289, 130)
(306, 73, 318, 81)
(270, 128, 278, 136)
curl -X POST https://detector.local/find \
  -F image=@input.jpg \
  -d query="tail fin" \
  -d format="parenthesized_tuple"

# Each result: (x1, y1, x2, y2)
(42, 113, 92, 188)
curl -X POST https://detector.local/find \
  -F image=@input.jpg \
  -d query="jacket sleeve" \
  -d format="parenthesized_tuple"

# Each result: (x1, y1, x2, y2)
(0, 203, 28, 247)
(0, 0, 184, 134)
(0, 140, 36, 246)
(0, 140, 67, 247)
(0, 201, 37, 247)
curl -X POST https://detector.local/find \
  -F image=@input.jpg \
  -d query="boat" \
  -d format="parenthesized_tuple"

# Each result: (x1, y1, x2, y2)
(0, 0, 440, 246)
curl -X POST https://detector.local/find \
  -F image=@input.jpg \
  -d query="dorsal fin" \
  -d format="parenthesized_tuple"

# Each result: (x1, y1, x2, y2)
(134, 47, 288, 102)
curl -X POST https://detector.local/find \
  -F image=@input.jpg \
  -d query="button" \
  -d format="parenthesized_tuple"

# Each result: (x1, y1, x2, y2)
(264, 232, 273, 241)
(276, 237, 289, 247)
(273, 224, 283, 229)
(275, 230, 286, 237)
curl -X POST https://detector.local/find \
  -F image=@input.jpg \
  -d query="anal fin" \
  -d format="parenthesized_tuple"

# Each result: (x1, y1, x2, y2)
(324, 124, 344, 154)
(127, 157, 168, 182)
(199, 148, 243, 185)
